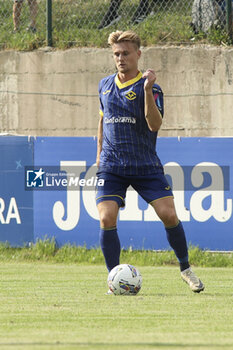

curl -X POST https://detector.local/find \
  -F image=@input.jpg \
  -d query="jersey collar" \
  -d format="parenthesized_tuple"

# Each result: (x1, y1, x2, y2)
(115, 71, 142, 89)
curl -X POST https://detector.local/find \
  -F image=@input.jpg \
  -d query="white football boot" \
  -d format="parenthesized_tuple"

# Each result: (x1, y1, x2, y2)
(181, 267, 205, 293)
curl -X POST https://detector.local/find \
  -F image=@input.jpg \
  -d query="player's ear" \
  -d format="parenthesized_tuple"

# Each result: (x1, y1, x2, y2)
(137, 49, 141, 59)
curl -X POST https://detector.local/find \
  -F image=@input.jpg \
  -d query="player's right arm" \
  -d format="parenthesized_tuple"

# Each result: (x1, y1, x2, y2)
(96, 112, 103, 167)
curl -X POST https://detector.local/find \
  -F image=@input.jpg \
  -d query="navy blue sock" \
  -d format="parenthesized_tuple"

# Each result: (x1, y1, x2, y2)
(165, 221, 190, 271)
(99, 227, 121, 272)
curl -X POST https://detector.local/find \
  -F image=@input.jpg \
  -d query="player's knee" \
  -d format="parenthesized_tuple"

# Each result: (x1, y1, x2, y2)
(100, 212, 117, 228)
(160, 210, 178, 227)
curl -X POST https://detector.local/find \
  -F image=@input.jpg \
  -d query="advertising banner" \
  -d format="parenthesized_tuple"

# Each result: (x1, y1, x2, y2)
(0, 136, 34, 246)
(1, 136, 232, 250)
(32, 137, 233, 251)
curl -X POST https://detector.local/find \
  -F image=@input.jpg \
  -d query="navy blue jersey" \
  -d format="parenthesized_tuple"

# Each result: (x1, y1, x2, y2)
(98, 71, 164, 175)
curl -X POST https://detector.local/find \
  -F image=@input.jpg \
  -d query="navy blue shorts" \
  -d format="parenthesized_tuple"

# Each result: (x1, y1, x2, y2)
(96, 171, 173, 207)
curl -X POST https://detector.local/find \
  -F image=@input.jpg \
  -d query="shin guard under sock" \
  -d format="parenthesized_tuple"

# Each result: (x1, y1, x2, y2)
(165, 221, 190, 271)
(99, 227, 121, 272)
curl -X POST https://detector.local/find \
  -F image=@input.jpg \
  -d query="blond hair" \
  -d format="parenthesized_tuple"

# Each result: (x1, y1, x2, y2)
(108, 30, 141, 49)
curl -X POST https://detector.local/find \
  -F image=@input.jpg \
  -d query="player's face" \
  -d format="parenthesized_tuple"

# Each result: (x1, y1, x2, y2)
(112, 42, 141, 75)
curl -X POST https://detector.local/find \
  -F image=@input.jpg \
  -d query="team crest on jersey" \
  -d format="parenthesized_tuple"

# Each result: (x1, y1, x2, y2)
(125, 91, 137, 100)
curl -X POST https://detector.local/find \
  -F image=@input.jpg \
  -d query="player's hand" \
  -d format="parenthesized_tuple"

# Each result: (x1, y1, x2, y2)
(143, 69, 156, 91)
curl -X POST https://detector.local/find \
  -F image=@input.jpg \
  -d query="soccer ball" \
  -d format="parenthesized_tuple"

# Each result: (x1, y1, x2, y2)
(107, 264, 142, 295)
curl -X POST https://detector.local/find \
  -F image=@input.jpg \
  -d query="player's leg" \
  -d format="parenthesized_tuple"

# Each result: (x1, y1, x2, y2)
(151, 197, 189, 270)
(132, 174, 189, 269)
(151, 197, 204, 292)
(131, 0, 151, 24)
(27, 0, 37, 31)
(13, 0, 23, 31)
(97, 200, 120, 272)
(133, 174, 204, 292)
(96, 172, 128, 272)
(98, 0, 123, 29)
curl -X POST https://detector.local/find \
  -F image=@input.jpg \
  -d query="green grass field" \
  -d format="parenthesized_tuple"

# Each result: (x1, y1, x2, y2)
(0, 263, 232, 350)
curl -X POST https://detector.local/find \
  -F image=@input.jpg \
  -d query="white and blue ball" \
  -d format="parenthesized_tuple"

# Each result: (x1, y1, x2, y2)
(107, 264, 142, 295)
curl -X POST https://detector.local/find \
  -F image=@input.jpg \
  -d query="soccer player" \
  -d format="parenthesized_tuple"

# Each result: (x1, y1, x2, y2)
(96, 30, 204, 293)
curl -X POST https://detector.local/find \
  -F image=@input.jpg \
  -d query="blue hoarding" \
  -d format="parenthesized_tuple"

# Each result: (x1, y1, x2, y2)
(33, 137, 233, 251)
(0, 136, 34, 246)
(1, 136, 232, 250)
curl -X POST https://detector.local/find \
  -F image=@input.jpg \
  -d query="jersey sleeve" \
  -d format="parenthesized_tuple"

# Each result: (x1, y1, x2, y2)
(152, 85, 164, 117)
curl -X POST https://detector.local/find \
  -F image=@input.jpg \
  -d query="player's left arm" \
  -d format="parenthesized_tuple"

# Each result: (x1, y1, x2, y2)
(143, 69, 162, 132)
(96, 112, 103, 167)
